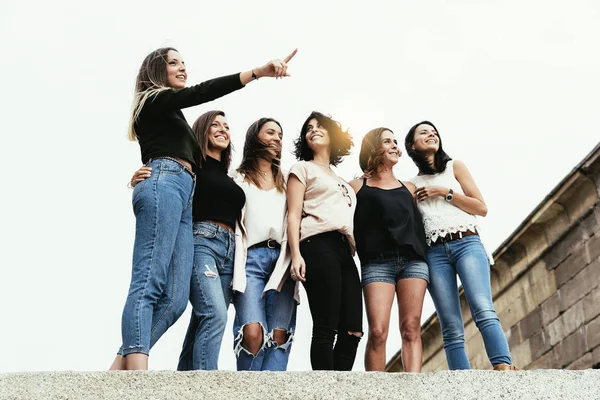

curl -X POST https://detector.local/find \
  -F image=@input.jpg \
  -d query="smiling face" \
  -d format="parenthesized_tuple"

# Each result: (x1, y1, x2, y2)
(380, 130, 401, 166)
(412, 123, 439, 153)
(165, 50, 187, 89)
(305, 118, 330, 151)
(257, 121, 283, 158)
(207, 114, 230, 152)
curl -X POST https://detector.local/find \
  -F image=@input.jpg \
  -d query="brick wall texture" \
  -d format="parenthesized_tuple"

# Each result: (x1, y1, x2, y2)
(387, 144, 600, 372)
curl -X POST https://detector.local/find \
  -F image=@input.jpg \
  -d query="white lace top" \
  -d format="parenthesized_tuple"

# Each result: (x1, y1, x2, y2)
(409, 160, 479, 245)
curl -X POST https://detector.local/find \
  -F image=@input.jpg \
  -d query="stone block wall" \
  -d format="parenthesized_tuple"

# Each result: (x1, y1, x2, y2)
(387, 143, 600, 372)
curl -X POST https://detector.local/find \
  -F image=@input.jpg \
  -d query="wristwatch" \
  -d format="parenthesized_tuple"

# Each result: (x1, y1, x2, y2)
(445, 189, 454, 202)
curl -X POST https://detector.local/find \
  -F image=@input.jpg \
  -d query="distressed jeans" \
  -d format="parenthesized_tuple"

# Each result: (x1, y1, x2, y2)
(120, 158, 195, 356)
(232, 247, 297, 371)
(177, 222, 234, 370)
(427, 235, 512, 369)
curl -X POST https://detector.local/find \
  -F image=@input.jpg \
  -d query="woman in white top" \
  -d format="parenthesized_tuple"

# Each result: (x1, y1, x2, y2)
(405, 121, 517, 371)
(287, 111, 363, 371)
(230, 118, 297, 371)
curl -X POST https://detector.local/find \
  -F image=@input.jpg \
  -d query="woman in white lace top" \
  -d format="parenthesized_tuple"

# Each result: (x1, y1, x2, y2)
(405, 121, 518, 371)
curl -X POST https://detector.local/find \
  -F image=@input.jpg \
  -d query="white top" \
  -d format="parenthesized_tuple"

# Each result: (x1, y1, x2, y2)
(240, 182, 287, 247)
(230, 170, 299, 303)
(409, 160, 479, 246)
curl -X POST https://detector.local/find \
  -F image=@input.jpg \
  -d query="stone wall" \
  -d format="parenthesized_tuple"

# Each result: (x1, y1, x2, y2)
(387, 143, 600, 372)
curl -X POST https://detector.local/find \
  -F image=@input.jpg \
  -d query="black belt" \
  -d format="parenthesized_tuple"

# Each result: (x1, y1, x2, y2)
(431, 230, 477, 245)
(248, 239, 281, 250)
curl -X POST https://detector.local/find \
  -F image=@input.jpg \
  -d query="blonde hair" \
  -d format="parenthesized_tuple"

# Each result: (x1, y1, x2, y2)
(127, 47, 178, 141)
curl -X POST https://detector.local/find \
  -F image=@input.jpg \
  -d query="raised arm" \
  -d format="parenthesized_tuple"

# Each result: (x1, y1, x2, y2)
(287, 174, 306, 282)
(145, 49, 298, 113)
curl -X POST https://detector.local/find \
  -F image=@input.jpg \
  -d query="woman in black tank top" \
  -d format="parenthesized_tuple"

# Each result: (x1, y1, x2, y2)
(348, 127, 429, 372)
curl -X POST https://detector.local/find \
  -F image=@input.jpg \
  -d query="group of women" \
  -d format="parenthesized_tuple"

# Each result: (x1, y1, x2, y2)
(111, 46, 519, 373)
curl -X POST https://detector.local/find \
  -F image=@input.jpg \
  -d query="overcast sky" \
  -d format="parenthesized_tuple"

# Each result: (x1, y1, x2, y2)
(1, 0, 599, 373)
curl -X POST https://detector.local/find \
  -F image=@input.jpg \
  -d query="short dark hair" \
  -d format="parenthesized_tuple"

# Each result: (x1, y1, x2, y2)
(293, 111, 353, 166)
(405, 120, 452, 175)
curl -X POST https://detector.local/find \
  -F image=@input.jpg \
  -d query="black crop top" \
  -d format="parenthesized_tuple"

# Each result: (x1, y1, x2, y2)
(354, 180, 427, 264)
(135, 73, 244, 167)
(192, 156, 246, 229)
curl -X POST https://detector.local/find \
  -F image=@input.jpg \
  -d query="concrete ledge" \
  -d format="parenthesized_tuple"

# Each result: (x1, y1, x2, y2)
(1, 370, 599, 400)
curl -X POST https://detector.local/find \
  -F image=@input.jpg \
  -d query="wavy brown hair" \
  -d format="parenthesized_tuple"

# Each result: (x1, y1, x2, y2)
(359, 127, 394, 177)
(192, 110, 232, 170)
(237, 118, 286, 193)
(128, 47, 177, 141)
(293, 111, 353, 166)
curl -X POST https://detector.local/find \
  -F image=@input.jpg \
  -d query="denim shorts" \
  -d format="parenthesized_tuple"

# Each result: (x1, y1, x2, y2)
(361, 251, 430, 287)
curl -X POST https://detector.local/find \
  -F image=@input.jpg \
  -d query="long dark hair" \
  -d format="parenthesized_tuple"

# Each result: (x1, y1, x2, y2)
(359, 127, 394, 177)
(405, 120, 452, 175)
(293, 111, 353, 166)
(128, 47, 178, 141)
(237, 118, 286, 193)
(192, 110, 232, 170)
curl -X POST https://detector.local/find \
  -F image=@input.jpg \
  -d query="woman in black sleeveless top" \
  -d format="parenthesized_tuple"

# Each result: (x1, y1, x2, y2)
(349, 127, 428, 372)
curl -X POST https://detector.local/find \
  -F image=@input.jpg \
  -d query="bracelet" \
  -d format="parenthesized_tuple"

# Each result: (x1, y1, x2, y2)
(127, 181, 134, 189)
(251, 70, 258, 80)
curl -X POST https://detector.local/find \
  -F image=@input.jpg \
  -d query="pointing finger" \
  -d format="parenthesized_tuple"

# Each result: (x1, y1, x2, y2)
(283, 48, 298, 63)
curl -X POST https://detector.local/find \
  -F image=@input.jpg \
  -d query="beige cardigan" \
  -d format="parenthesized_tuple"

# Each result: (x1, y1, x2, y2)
(230, 170, 300, 304)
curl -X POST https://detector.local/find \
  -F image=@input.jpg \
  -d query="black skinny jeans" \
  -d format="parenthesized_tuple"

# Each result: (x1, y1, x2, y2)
(300, 231, 363, 370)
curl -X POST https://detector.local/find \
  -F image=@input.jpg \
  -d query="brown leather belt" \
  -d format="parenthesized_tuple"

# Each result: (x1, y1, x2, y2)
(431, 230, 478, 245)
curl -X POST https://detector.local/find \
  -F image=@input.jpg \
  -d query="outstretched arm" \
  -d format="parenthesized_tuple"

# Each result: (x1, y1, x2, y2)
(240, 48, 298, 84)
(145, 49, 298, 112)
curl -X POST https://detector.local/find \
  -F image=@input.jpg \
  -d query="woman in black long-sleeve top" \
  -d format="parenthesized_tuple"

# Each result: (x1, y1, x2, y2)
(113, 47, 297, 370)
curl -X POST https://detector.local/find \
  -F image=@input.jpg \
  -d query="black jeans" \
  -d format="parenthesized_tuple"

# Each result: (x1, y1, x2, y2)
(300, 231, 363, 370)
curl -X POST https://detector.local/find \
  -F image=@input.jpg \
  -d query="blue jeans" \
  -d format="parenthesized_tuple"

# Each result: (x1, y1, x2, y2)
(177, 222, 235, 370)
(427, 235, 512, 369)
(232, 247, 297, 371)
(120, 158, 195, 356)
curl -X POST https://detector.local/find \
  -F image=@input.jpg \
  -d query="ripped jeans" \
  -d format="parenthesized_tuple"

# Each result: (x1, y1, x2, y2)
(177, 221, 234, 371)
(232, 247, 297, 371)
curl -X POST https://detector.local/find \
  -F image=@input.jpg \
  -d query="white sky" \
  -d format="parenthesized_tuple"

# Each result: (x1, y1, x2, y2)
(1, 0, 599, 373)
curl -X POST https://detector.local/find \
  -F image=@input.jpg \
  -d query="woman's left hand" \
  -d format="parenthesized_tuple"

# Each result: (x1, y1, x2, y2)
(415, 185, 448, 202)
(255, 49, 297, 79)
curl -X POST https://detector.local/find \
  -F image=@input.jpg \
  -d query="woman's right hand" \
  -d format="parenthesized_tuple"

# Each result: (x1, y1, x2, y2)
(254, 49, 297, 79)
(290, 255, 306, 282)
(129, 166, 152, 188)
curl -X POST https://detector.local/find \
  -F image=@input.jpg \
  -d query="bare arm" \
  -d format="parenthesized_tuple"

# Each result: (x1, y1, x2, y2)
(287, 174, 306, 281)
(451, 160, 488, 216)
(348, 178, 363, 194)
(414, 160, 487, 216)
(403, 181, 417, 196)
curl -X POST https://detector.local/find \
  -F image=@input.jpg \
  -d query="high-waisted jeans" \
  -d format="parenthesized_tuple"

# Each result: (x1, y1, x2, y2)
(120, 158, 195, 356)
(427, 235, 512, 369)
(177, 221, 235, 370)
(232, 246, 297, 371)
